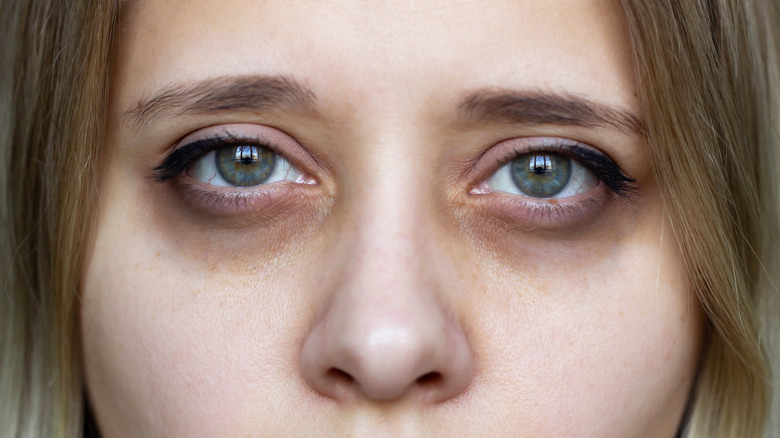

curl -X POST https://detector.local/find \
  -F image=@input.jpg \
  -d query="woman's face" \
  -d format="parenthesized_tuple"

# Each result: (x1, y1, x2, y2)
(82, 1, 704, 436)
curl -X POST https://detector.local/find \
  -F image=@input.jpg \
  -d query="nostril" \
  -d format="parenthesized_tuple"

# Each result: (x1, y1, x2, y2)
(416, 372, 443, 386)
(327, 368, 354, 384)
(300, 289, 476, 403)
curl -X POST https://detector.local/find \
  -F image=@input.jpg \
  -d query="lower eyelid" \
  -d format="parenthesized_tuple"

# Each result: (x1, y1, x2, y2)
(174, 179, 314, 217)
(472, 188, 613, 230)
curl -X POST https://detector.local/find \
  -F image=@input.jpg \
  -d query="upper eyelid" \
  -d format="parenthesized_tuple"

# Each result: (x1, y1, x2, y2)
(151, 123, 320, 182)
(153, 134, 277, 181)
(467, 137, 587, 182)
(470, 137, 636, 195)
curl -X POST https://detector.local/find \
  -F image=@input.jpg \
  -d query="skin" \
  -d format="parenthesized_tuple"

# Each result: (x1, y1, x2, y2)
(81, 0, 705, 436)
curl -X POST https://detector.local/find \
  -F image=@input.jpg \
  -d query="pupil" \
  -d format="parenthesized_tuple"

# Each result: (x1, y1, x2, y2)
(235, 145, 259, 164)
(529, 155, 552, 174)
(216, 145, 276, 187)
(511, 153, 572, 198)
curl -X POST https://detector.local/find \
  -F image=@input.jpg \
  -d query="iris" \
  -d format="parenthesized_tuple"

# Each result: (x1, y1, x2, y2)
(215, 145, 276, 187)
(510, 153, 572, 198)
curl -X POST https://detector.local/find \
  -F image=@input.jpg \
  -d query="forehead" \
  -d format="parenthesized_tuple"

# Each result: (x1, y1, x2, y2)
(113, 0, 637, 119)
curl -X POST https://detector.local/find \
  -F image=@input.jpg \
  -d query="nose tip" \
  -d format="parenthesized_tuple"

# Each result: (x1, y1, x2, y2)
(299, 190, 475, 404)
(300, 303, 475, 403)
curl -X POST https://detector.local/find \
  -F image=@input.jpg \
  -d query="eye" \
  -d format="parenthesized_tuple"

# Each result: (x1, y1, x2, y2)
(188, 144, 302, 188)
(154, 125, 316, 188)
(152, 125, 321, 216)
(488, 152, 597, 199)
(471, 139, 636, 228)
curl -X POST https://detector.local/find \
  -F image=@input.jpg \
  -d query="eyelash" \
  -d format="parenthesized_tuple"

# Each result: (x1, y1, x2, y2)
(153, 133, 315, 214)
(471, 139, 637, 224)
(155, 132, 635, 228)
(490, 143, 634, 196)
(154, 134, 281, 182)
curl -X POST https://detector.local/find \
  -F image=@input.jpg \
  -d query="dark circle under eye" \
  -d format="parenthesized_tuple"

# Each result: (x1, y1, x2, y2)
(510, 153, 572, 198)
(215, 145, 276, 187)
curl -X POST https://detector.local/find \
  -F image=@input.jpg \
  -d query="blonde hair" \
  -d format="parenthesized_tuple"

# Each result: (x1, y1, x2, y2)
(621, 1, 780, 436)
(0, 1, 778, 436)
(0, 1, 118, 436)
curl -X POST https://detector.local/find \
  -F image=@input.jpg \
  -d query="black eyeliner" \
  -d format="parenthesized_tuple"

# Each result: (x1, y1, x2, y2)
(153, 135, 267, 182)
(564, 145, 637, 197)
(518, 143, 637, 198)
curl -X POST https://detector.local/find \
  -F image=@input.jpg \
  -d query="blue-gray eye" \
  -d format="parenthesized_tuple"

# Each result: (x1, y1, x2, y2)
(187, 143, 302, 188)
(510, 153, 572, 198)
(215, 145, 276, 187)
(487, 150, 598, 199)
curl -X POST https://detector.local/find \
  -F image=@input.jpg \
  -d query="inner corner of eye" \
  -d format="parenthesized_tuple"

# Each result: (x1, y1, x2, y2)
(469, 181, 491, 195)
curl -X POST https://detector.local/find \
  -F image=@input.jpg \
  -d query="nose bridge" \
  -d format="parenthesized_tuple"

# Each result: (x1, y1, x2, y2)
(339, 194, 441, 350)
(346, 123, 438, 286)
(350, 190, 429, 292)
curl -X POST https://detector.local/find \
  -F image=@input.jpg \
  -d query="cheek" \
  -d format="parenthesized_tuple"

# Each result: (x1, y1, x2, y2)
(468, 213, 703, 436)
(80, 181, 311, 436)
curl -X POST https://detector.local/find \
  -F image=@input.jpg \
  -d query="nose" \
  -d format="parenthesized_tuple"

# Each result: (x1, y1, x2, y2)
(300, 219, 475, 403)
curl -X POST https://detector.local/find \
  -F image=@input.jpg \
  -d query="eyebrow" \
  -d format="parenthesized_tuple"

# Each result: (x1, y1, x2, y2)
(125, 76, 644, 137)
(124, 75, 317, 128)
(457, 90, 645, 136)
